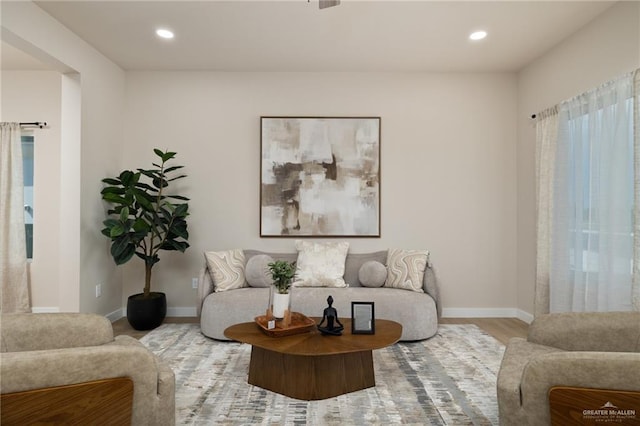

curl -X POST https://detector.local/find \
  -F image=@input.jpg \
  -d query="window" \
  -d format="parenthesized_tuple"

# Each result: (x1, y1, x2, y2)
(22, 134, 34, 259)
(550, 75, 635, 312)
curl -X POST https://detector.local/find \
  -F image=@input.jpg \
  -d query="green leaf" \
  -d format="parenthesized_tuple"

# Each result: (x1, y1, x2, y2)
(173, 204, 189, 217)
(164, 165, 184, 174)
(168, 174, 187, 182)
(102, 193, 129, 205)
(119, 170, 135, 187)
(134, 182, 156, 192)
(110, 235, 135, 264)
(109, 222, 126, 238)
(138, 169, 159, 180)
(103, 218, 120, 228)
(101, 187, 126, 195)
(132, 189, 153, 210)
(119, 207, 129, 222)
(102, 178, 121, 185)
(161, 151, 176, 162)
(167, 195, 190, 201)
(169, 228, 188, 240)
(152, 178, 168, 188)
(153, 148, 165, 159)
(132, 218, 150, 233)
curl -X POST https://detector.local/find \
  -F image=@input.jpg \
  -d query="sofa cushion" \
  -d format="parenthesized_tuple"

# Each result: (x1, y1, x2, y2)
(384, 248, 429, 292)
(358, 261, 387, 288)
(245, 254, 274, 288)
(293, 240, 349, 288)
(204, 249, 247, 292)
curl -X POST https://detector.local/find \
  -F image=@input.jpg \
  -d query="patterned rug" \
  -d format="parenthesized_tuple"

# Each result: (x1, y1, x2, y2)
(139, 324, 504, 425)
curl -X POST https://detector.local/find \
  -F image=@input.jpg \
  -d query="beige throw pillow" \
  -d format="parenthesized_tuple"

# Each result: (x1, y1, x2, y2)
(245, 254, 274, 288)
(358, 260, 387, 288)
(384, 248, 429, 292)
(204, 249, 247, 292)
(293, 240, 349, 288)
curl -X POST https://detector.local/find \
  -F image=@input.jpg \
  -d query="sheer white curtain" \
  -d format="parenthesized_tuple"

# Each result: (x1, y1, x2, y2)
(536, 72, 638, 314)
(0, 123, 30, 313)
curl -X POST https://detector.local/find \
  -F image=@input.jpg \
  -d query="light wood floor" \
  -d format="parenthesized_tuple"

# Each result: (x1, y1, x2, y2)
(113, 317, 528, 345)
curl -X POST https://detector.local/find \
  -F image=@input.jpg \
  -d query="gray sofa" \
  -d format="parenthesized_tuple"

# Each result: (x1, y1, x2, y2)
(497, 311, 640, 426)
(197, 250, 441, 341)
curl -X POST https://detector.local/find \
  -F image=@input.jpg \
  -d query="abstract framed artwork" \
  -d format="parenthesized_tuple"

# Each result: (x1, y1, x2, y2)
(260, 116, 381, 237)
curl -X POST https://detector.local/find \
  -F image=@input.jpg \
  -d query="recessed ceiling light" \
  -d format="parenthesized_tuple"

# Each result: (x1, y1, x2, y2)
(469, 31, 487, 41)
(156, 29, 174, 39)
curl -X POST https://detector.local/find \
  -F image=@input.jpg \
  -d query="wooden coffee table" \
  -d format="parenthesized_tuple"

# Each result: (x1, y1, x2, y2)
(224, 318, 402, 401)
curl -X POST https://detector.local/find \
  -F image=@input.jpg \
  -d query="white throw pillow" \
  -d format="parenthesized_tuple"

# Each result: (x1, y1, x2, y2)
(204, 249, 247, 292)
(245, 254, 274, 288)
(384, 248, 429, 292)
(293, 240, 349, 288)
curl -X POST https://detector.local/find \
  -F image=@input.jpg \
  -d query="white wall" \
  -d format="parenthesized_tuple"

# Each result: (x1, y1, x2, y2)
(1, 71, 61, 311)
(1, 2, 125, 317)
(516, 1, 640, 315)
(124, 71, 518, 315)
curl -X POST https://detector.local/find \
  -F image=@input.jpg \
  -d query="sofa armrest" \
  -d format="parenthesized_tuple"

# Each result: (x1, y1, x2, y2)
(1, 313, 113, 352)
(528, 312, 640, 352)
(197, 267, 214, 317)
(423, 265, 441, 318)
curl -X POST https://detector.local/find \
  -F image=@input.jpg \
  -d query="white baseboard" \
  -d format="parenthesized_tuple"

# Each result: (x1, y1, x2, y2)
(167, 307, 197, 317)
(516, 309, 534, 324)
(105, 308, 124, 322)
(31, 307, 60, 313)
(442, 307, 533, 322)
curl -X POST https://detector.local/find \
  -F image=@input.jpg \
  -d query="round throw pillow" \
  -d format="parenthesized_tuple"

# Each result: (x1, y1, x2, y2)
(358, 261, 387, 288)
(245, 254, 274, 288)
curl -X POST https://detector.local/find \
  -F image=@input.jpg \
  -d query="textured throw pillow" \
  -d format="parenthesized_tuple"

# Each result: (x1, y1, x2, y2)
(293, 240, 349, 288)
(384, 248, 429, 292)
(358, 261, 387, 288)
(204, 249, 247, 292)
(245, 254, 274, 288)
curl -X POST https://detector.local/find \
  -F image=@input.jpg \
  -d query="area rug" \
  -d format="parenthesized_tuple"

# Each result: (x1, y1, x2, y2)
(140, 324, 504, 425)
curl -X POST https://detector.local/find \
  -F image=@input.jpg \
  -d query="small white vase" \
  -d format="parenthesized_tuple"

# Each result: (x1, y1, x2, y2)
(272, 292, 290, 319)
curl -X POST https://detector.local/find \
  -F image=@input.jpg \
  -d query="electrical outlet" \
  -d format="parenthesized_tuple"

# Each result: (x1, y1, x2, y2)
(192, 277, 198, 289)
(95, 284, 102, 298)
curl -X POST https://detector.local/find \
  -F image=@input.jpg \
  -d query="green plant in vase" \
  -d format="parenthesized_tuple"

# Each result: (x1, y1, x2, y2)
(100, 148, 190, 330)
(267, 260, 296, 319)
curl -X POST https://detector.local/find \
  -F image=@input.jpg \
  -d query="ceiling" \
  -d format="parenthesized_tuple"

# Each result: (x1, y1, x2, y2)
(5, 1, 616, 72)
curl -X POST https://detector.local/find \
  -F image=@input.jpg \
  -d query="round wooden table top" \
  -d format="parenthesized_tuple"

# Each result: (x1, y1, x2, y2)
(224, 317, 402, 356)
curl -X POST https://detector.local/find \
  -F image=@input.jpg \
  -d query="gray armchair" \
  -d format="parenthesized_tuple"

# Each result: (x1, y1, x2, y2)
(0, 313, 175, 425)
(497, 311, 640, 425)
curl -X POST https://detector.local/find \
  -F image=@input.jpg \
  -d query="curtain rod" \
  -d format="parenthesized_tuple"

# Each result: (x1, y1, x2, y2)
(19, 122, 48, 129)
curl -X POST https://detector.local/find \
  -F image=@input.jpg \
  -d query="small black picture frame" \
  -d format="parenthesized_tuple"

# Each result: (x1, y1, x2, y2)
(351, 302, 375, 334)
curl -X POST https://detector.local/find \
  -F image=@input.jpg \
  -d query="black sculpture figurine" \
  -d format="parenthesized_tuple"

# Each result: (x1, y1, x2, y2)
(317, 295, 344, 336)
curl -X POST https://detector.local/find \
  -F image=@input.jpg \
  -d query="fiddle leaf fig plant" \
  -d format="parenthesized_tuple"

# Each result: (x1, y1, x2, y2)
(268, 260, 297, 294)
(101, 148, 190, 298)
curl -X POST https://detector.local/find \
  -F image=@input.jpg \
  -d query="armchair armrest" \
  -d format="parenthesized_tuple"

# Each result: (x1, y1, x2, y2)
(514, 351, 640, 426)
(528, 312, 640, 352)
(1, 313, 113, 352)
(521, 351, 640, 402)
(1, 337, 175, 426)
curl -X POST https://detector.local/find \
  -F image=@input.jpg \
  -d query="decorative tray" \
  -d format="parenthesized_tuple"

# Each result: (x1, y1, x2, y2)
(255, 312, 316, 337)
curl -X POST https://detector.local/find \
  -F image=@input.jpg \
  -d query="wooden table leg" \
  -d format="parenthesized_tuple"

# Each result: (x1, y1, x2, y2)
(247, 346, 375, 400)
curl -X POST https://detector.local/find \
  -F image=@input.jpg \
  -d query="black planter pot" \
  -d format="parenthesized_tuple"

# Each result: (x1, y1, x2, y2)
(127, 292, 167, 331)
